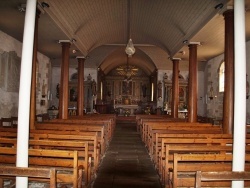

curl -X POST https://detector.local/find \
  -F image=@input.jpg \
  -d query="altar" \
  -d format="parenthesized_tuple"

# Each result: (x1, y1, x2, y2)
(114, 104, 138, 116)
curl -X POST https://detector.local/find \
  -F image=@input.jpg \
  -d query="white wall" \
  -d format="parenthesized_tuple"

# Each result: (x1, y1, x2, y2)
(0, 30, 50, 117)
(205, 40, 250, 121)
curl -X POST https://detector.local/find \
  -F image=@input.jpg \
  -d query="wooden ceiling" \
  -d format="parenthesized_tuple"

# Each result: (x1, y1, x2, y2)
(0, 0, 250, 74)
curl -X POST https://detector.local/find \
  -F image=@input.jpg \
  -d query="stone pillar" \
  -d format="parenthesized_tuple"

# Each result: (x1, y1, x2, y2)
(188, 43, 198, 122)
(30, 9, 40, 129)
(77, 57, 85, 116)
(223, 10, 234, 134)
(58, 41, 71, 119)
(171, 58, 180, 118)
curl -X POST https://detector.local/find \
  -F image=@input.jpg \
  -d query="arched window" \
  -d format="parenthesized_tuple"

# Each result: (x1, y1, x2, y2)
(219, 61, 225, 92)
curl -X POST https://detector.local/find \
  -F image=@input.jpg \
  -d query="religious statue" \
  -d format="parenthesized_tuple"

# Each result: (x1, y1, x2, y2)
(87, 74, 92, 81)
(91, 79, 97, 96)
(158, 81, 162, 98)
(56, 83, 60, 99)
(163, 73, 168, 83)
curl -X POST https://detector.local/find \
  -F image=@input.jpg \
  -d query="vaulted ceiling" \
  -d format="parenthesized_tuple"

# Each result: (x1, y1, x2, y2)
(1, 0, 250, 75)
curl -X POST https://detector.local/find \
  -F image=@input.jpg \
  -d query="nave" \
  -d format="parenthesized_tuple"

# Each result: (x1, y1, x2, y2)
(92, 117, 162, 188)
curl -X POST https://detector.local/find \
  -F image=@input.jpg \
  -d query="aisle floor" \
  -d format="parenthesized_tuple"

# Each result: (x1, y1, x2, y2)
(91, 118, 162, 188)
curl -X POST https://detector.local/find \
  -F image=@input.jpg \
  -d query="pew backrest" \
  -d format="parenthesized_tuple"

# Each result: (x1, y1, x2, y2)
(195, 171, 250, 188)
(0, 166, 56, 188)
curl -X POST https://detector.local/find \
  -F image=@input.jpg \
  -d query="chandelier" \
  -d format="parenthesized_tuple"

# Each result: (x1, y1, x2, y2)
(125, 0, 135, 57)
(125, 38, 135, 57)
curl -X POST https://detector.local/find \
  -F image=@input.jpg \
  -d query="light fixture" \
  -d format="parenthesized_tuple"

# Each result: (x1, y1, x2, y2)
(183, 40, 188, 44)
(41, 2, 50, 8)
(209, 81, 214, 100)
(214, 3, 223, 10)
(125, 0, 135, 57)
(125, 39, 135, 57)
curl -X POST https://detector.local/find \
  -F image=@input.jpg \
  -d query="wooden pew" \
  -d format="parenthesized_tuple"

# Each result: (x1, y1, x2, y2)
(143, 123, 222, 156)
(171, 153, 250, 188)
(142, 122, 221, 145)
(137, 116, 185, 136)
(44, 118, 114, 140)
(136, 115, 184, 132)
(156, 134, 236, 169)
(0, 166, 56, 188)
(35, 123, 108, 154)
(30, 132, 99, 172)
(0, 136, 94, 184)
(161, 144, 250, 186)
(154, 133, 234, 164)
(0, 147, 83, 188)
(0, 128, 100, 173)
(158, 138, 235, 184)
(195, 171, 250, 188)
(147, 126, 222, 157)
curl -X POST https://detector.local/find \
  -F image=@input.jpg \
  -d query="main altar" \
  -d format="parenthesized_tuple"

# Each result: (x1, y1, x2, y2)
(114, 104, 138, 116)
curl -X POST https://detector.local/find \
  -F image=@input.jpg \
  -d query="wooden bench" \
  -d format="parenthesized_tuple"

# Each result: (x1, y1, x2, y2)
(0, 166, 56, 188)
(35, 123, 109, 154)
(142, 122, 221, 145)
(158, 138, 235, 183)
(195, 171, 250, 188)
(161, 144, 250, 187)
(138, 117, 186, 137)
(136, 115, 185, 132)
(0, 147, 83, 188)
(171, 153, 250, 188)
(147, 126, 222, 157)
(0, 137, 92, 185)
(0, 128, 100, 173)
(143, 124, 222, 157)
(44, 118, 114, 140)
(156, 134, 237, 168)
(154, 133, 234, 163)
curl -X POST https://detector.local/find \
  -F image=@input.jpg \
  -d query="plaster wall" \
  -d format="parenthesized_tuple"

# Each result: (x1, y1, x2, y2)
(0, 30, 50, 118)
(205, 54, 224, 119)
(205, 40, 250, 122)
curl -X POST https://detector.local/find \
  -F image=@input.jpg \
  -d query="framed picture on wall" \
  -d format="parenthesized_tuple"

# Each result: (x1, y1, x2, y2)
(122, 81, 132, 95)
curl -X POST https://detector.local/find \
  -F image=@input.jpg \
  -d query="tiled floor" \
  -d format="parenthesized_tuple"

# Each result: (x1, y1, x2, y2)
(91, 117, 162, 188)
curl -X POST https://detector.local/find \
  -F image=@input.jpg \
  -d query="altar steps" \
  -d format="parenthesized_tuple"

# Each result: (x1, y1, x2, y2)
(116, 116, 136, 124)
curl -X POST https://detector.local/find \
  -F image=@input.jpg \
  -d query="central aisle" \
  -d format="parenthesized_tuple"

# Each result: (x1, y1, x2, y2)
(92, 117, 162, 188)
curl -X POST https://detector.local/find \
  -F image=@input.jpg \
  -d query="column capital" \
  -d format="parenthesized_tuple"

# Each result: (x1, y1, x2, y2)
(171, 58, 181, 61)
(188, 41, 201, 46)
(76, 56, 86, 59)
(58, 40, 71, 44)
